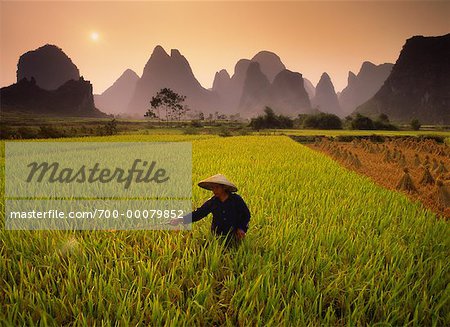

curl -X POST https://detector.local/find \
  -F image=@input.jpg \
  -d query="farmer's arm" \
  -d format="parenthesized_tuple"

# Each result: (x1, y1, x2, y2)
(181, 197, 214, 224)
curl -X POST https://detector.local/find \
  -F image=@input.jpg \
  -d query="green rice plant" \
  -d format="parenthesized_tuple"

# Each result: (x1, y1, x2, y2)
(0, 135, 449, 325)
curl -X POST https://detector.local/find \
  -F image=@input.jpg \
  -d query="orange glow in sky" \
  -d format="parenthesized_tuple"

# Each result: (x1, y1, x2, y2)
(1, 1, 449, 94)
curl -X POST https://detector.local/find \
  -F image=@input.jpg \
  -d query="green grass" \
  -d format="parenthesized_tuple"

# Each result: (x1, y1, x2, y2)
(1, 135, 449, 325)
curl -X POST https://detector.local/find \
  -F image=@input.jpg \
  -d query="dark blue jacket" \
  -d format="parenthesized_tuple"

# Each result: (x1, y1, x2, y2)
(183, 193, 251, 236)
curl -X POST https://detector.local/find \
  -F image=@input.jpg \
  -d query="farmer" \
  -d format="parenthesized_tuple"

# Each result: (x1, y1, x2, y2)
(169, 174, 251, 246)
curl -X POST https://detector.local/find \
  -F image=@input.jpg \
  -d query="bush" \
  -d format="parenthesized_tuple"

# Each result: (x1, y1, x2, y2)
(351, 114, 374, 130)
(95, 126, 106, 136)
(249, 107, 293, 130)
(411, 119, 421, 131)
(39, 126, 66, 138)
(104, 119, 118, 135)
(218, 126, 232, 137)
(277, 115, 294, 129)
(294, 114, 309, 128)
(16, 127, 39, 139)
(373, 120, 398, 131)
(190, 120, 203, 128)
(378, 113, 389, 123)
(303, 113, 342, 129)
(183, 127, 199, 135)
(349, 113, 397, 130)
(0, 126, 15, 139)
(236, 127, 250, 136)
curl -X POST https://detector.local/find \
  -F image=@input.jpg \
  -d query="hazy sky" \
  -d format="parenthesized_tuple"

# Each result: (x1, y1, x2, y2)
(1, 1, 449, 94)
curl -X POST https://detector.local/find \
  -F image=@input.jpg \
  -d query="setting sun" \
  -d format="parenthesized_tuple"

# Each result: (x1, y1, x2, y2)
(90, 32, 99, 42)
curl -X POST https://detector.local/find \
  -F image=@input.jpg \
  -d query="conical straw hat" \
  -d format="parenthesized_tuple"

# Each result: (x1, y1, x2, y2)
(198, 174, 238, 192)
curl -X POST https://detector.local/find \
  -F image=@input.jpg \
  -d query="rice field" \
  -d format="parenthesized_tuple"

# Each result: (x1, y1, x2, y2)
(308, 137, 450, 219)
(1, 134, 449, 325)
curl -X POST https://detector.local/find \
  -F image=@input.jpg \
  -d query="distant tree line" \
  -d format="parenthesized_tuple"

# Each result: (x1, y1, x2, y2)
(143, 89, 422, 132)
(0, 119, 119, 139)
(248, 108, 424, 131)
(249, 108, 343, 130)
(345, 113, 398, 130)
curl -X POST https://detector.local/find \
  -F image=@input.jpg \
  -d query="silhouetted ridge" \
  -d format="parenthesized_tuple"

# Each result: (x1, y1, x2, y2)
(251, 51, 286, 82)
(312, 73, 342, 116)
(355, 34, 450, 124)
(214, 53, 311, 117)
(269, 70, 312, 115)
(17, 44, 80, 90)
(1, 77, 107, 117)
(127, 45, 217, 115)
(339, 61, 393, 115)
(239, 62, 271, 114)
(94, 69, 139, 115)
(303, 78, 316, 100)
